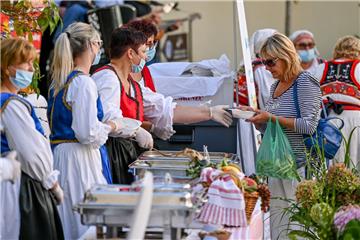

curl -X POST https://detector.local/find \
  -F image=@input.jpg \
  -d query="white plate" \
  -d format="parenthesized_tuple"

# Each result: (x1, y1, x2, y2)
(230, 109, 256, 119)
(121, 118, 141, 137)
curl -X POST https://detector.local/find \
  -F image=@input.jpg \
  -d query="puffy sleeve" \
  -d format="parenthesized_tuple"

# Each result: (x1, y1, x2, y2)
(66, 75, 111, 148)
(92, 69, 123, 122)
(354, 62, 360, 86)
(141, 84, 177, 134)
(294, 74, 322, 135)
(2, 100, 59, 189)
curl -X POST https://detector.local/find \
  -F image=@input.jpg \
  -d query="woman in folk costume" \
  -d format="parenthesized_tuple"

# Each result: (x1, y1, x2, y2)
(1, 38, 64, 240)
(314, 35, 360, 168)
(48, 22, 121, 238)
(125, 19, 158, 92)
(289, 30, 326, 76)
(92, 27, 232, 184)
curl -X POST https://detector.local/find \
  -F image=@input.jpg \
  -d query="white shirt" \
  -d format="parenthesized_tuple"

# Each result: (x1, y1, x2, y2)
(304, 58, 322, 76)
(253, 66, 275, 110)
(2, 99, 58, 189)
(92, 69, 176, 135)
(65, 74, 111, 148)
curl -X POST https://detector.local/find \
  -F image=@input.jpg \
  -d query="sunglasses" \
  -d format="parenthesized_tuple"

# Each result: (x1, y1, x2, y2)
(262, 58, 279, 67)
(296, 42, 315, 49)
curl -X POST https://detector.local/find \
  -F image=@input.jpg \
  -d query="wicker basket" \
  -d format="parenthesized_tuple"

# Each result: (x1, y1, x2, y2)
(244, 191, 259, 224)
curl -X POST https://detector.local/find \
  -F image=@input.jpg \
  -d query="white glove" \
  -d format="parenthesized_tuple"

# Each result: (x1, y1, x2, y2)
(135, 127, 154, 149)
(152, 125, 176, 140)
(0, 151, 21, 183)
(51, 183, 64, 205)
(209, 105, 233, 127)
(109, 118, 140, 138)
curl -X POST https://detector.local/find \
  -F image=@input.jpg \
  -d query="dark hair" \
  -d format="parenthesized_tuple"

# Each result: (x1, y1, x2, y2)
(109, 27, 147, 59)
(124, 19, 158, 39)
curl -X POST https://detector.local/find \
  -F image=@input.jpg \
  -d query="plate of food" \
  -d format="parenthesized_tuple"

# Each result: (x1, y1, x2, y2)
(228, 109, 256, 119)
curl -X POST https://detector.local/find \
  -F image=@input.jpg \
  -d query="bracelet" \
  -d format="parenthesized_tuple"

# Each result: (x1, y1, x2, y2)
(209, 107, 213, 119)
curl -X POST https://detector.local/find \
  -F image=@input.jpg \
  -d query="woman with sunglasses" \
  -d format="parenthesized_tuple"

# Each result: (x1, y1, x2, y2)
(1, 38, 64, 239)
(92, 27, 232, 184)
(314, 35, 360, 168)
(48, 22, 122, 239)
(247, 33, 322, 239)
(289, 30, 326, 75)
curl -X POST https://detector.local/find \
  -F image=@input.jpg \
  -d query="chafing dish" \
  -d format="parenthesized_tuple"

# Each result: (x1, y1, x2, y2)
(129, 150, 240, 180)
(75, 184, 197, 235)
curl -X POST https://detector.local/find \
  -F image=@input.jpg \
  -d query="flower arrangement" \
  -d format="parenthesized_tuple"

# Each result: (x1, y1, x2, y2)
(284, 162, 360, 239)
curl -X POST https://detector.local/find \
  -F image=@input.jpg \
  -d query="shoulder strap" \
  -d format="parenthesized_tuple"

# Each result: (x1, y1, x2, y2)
(292, 81, 301, 118)
(1, 95, 32, 114)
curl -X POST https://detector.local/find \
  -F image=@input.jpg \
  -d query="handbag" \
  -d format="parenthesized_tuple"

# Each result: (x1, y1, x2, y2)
(293, 81, 344, 159)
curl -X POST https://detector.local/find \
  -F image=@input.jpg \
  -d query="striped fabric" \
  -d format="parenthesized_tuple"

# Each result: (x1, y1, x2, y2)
(264, 71, 322, 162)
(197, 168, 247, 227)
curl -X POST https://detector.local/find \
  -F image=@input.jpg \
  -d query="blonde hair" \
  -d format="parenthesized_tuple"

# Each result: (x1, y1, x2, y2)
(260, 33, 302, 82)
(1, 38, 37, 83)
(50, 22, 100, 94)
(333, 35, 360, 60)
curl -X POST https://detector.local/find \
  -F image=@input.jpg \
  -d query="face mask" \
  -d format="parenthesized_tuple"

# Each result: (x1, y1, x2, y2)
(131, 58, 146, 73)
(146, 46, 156, 62)
(92, 51, 101, 66)
(9, 69, 34, 90)
(298, 48, 316, 63)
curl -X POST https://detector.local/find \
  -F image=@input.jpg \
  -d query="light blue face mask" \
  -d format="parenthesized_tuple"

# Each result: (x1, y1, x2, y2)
(298, 48, 316, 63)
(92, 51, 101, 66)
(146, 46, 156, 63)
(10, 69, 34, 90)
(131, 58, 146, 73)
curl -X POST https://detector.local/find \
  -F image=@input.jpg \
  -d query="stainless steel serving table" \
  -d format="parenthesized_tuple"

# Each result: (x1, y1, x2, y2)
(75, 183, 202, 239)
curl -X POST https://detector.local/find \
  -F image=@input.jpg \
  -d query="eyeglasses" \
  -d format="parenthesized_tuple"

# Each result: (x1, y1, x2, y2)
(262, 58, 279, 67)
(146, 40, 158, 49)
(296, 42, 315, 49)
(93, 40, 103, 48)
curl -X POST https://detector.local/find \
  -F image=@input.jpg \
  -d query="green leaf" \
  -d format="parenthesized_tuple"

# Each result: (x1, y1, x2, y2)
(340, 220, 360, 240)
(288, 230, 318, 240)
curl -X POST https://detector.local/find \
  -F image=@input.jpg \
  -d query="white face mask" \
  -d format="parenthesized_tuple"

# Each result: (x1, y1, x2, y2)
(9, 69, 34, 90)
(92, 51, 101, 65)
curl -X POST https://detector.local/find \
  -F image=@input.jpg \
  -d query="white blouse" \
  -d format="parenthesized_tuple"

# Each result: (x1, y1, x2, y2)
(65, 74, 111, 148)
(92, 69, 176, 137)
(2, 99, 58, 189)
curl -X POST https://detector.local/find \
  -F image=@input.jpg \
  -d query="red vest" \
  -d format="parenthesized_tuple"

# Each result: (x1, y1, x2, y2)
(93, 65, 145, 121)
(142, 65, 156, 92)
(320, 59, 360, 110)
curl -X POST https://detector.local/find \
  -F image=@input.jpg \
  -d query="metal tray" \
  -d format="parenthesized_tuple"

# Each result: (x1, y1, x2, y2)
(129, 150, 240, 180)
(75, 184, 195, 229)
(139, 150, 235, 161)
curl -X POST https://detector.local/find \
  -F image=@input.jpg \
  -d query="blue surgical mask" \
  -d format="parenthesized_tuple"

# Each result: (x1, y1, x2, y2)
(298, 48, 316, 63)
(146, 46, 156, 62)
(92, 51, 101, 66)
(131, 58, 146, 73)
(9, 69, 34, 89)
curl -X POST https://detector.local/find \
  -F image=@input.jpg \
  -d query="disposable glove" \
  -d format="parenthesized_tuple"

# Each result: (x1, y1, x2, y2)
(51, 183, 64, 205)
(135, 127, 154, 149)
(209, 105, 233, 127)
(152, 125, 176, 140)
(0, 151, 21, 183)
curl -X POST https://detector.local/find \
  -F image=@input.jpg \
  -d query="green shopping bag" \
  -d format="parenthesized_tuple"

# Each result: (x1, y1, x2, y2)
(256, 118, 299, 180)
